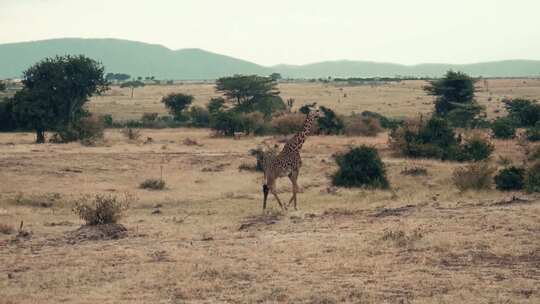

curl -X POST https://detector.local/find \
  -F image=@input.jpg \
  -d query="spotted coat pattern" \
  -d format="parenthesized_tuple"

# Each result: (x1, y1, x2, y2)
(263, 110, 319, 210)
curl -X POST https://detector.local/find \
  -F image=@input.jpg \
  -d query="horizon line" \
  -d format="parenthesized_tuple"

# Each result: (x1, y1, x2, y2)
(2, 37, 540, 68)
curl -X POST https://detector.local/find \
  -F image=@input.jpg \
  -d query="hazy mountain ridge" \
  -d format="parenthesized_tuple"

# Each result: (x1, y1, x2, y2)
(1, 38, 539, 79)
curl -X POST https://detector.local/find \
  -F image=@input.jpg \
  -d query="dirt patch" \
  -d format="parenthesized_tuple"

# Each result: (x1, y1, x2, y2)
(65, 224, 128, 244)
(439, 250, 540, 269)
(491, 196, 537, 207)
(44, 221, 75, 227)
(239, 212, 282, 231)
(373, 205, 415, 218)
(321, 208, 365, 218)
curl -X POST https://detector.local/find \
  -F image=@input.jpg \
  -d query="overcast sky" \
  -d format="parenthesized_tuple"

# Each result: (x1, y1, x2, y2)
(1, 0, 539, 66)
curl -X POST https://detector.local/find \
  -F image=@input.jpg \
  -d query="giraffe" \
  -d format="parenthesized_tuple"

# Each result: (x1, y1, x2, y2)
(262, 109, 320, 211)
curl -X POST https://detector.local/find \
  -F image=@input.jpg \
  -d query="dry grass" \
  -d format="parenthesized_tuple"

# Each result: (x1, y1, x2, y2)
(1, 79, 540, 303)
(88, 79, 540, 121)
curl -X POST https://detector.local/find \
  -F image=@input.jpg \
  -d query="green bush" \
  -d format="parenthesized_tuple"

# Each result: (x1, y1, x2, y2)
(102, 114, 114, 127)
(207, 97, 226, 114)
(251, 96, 286, 118)
(503, 98, 540, 127)
(140, 179, 166, 190)
(317, 106, 345, 135)
(525, 123, 540, 141)
(210, 111, 244, 136)
(495, 166, 525, 191)
(0, 100, 17, 131)
(389, 116, 455, 160)
(389, 116, 492, 161)
(457, 134, 494, 162)
(188, 106, 210, 127)
(491, 118, 516, 139)
(332, 146, 389, 189)
(52, 115, 105, 143)
(525, 162, 540, 192)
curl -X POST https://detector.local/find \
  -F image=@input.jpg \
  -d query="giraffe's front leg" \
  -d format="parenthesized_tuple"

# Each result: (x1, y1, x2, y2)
(269, 181, 287, 211)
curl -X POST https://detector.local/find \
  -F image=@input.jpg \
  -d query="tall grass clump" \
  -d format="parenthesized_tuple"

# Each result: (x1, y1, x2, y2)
(452, 162, 496, 191)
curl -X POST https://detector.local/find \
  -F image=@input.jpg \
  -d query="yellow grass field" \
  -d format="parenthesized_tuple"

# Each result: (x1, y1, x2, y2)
(1, 80, 540, 303)
(89, 79, 540, 120)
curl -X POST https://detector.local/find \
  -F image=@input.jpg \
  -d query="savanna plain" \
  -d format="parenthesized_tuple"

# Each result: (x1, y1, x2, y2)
(1, 80, 540, 303)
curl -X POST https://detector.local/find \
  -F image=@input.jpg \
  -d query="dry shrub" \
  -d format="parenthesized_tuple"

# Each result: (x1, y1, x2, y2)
(388, 116, 425, 154)
(345, 115, 383, 136)
(452, 162, 496, 191)
(0, 223, 15, 235)
(271, 113, 305, 135)
(121, 127, 141, 140)
(401, 166, 428, 176)
(140, 178, 166, 190)
(381, 228, 423, 247)
(51, 115, 105, 144)
(182, 138, 202, 146)
(72, 193, 132, 225)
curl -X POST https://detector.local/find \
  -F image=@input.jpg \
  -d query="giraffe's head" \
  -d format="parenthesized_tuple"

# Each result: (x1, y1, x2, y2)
(309, 108, 321, 119)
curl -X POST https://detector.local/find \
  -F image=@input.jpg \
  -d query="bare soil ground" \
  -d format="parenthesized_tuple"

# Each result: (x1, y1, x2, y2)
(1, 80, 540, 303)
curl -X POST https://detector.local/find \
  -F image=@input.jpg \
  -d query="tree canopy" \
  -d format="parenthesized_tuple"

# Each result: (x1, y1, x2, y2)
(120, 80, 145, 98)
(215, 75, 279, 112)
(11, 55, 108, 143)
(106, 73, 131, 82)
(424, 70, 477, 116)
(161, 93, 194, 121)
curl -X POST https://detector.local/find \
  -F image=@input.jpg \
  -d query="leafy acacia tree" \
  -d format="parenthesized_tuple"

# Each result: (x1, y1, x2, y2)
(12, 55, 108, 143)
(215, 75, 279, 112)
(424, 70, 480, 127)
(424, 70, 476, 115)
(162, 93, 194, 121)
(120, 80, 145, 99)
(106, 73, 131, 83)
(269, 72, 282, 81)
(207, 97, 226, 114)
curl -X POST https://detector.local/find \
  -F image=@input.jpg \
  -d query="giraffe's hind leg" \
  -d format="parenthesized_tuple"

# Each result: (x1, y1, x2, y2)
(287, 170, 299, 210)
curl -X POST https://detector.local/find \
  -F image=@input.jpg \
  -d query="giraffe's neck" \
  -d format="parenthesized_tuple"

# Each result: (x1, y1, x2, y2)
(283, 114, 316, 153)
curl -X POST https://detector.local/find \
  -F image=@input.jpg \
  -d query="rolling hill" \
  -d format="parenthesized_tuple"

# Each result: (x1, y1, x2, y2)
(0, 38, 539, 79)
